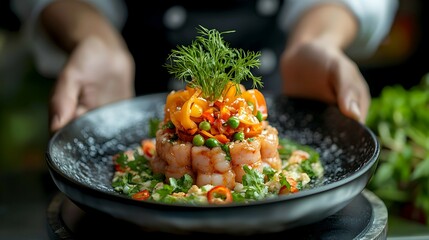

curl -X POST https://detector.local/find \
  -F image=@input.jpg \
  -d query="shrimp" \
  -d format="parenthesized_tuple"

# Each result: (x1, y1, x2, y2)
(259, 125, 282, 170)
(154, 124, 282, 188)
(141, 138, 166, 174)
(229, 139, 263, 183)
(165, 165, 194, 180)
(288, 150, 310, 164)
(149, 155, 166, 174)
(191, 146, 236, 189)
(155, 129, 194, 181)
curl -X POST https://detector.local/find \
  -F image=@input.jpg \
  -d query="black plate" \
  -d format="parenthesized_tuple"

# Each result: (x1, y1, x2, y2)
(46, 93, 380, 235)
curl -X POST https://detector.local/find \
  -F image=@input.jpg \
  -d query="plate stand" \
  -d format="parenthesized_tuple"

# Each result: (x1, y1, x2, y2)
(46, 189, 387, 239)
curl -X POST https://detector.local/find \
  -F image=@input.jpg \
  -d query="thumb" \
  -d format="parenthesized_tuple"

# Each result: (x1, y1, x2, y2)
(331, 59, 370, 124)
(336, 84, 370, 124)
(49, 76, 80, 133)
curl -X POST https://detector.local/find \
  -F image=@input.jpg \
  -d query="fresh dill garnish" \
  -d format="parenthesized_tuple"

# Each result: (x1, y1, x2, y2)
(164, 25, 263, 101)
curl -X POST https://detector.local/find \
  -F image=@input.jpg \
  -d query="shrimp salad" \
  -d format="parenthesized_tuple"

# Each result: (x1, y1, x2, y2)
(111, 26, 324, 205)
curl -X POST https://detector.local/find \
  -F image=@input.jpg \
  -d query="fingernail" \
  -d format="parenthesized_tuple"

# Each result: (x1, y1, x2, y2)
(349, 100, 362, 122)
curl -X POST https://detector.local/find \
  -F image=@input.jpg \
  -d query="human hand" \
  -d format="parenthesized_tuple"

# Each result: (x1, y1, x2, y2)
(49, 36, 135, 133)
(280, 40, 370, 124)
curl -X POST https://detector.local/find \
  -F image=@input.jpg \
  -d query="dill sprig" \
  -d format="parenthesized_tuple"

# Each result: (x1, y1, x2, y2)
(164, 25, 263, 101)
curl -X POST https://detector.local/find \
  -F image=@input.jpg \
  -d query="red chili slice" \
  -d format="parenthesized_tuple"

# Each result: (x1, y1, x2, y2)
(132, 190, 151, 201)
(114, 163, 125, 172)
(207, 186, 233, 204)
(202, 110, 215, 124)
(141, 139, 156, 159)
(278, 178, 299, 195)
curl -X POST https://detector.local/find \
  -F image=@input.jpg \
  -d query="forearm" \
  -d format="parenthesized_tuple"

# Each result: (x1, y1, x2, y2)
(280, 0, 398, 59)
(40, 0, 125, 53)
(286, 4, 358, 50)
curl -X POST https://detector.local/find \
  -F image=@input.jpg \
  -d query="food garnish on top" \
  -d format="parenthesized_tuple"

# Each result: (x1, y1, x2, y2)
(162, 25, 267, 147)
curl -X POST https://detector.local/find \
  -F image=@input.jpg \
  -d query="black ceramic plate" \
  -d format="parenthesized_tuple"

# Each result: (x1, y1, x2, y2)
(46, 93, 380, 235)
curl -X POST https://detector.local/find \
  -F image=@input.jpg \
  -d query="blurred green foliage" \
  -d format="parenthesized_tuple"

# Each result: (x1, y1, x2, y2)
(366, 73, 429, 225)
(0, 55, 52, 172)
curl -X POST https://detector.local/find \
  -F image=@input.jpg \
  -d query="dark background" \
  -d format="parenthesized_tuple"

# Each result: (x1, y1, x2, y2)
(359, 0, 429, 97)
(0, 0, 428, 239)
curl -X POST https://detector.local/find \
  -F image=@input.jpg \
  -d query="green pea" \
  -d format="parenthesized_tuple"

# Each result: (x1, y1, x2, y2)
(227, 116, 240, 129)
(256, 111, 263, 122)
(199, 121, 211, 131)
(205, 138, 220, 148)
(233, 132, 245, 141)
(192, 134, 205, 146)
